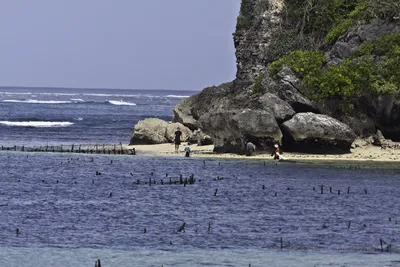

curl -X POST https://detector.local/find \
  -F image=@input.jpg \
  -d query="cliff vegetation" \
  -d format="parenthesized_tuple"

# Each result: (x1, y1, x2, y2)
(264, 0, 400, 113)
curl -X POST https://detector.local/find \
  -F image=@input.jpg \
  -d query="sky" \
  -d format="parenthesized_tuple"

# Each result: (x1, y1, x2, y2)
(0, 0, 241, 91)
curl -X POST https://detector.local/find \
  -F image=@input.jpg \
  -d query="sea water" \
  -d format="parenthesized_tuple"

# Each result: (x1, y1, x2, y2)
(1, 87, 400, 266)
(0, 87, 192, 146)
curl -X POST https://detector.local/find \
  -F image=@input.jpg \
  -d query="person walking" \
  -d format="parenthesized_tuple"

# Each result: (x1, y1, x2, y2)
(174, 127, 182, 153)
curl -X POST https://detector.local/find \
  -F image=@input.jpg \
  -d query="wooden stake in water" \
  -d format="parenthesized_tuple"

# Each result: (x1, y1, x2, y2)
(280, 237, 283, 249)
(177, 222, 186, 233)
(347, 186, 350, 194)
(214, 189, 218, 197)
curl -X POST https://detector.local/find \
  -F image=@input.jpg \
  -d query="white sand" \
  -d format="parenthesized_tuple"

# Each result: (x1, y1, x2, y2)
(124, 143, 400, 162)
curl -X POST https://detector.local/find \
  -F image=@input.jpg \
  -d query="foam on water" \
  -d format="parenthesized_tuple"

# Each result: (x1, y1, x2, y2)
(0, 121, 74, 127)
(3, 99, 72, 104)
(164, 94, 190, 98)
(107, 100, 137, 106)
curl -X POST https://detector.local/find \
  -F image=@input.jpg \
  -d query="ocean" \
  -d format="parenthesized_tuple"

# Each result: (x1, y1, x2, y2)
(1, 87, 400, 267)
(0, 87, 194, 146)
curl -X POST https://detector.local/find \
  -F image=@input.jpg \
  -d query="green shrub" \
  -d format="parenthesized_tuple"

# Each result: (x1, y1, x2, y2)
(269, 33, 400, 113)
(324, 19, 353, 45)
(269, 50, 327, 77)
(324, 1, 370, 44)
(305, 56, 377, 100)
(250, 73, 265, 94)
(352, 33, 400, 57)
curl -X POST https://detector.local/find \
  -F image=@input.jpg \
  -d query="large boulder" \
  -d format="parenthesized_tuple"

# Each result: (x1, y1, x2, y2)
(281, 112, 357, 153)
(130, 118, 192, 145)
(275, 67, 319, 113)
(131, 118, 168, 144)
(198, 109, 282, 154)
(258, 93, 295, 123)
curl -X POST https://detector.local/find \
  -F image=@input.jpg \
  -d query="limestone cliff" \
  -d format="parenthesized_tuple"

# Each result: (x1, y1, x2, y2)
(173, 0, 400, 154)
(233, 0, 284, 83)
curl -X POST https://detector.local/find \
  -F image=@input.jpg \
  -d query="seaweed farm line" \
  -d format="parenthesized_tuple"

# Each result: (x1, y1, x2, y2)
(0, 144, 135, 155)
(0, 151, 400, 266)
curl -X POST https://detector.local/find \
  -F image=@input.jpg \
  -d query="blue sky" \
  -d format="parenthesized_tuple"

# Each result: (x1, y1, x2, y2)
(0, 0, 240, 90)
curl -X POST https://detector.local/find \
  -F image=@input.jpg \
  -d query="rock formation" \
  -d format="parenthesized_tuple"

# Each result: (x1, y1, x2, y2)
(130, 118, 191, 145)
(281, 113, 357, 153)
(198, 109, 282, 153)
(127, 1, 400, 154)
(169, 0, 400, 154)
(188, 129, 213, 146)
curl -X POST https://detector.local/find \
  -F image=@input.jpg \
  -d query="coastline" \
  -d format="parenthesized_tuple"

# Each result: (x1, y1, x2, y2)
(125, 143, 400, 162)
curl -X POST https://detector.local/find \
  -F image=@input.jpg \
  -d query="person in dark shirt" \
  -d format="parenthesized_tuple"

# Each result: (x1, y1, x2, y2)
(174, 127, 182, 153)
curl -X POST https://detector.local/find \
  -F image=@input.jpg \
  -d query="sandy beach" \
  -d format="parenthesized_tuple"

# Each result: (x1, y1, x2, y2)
(125, 142, 400, 162)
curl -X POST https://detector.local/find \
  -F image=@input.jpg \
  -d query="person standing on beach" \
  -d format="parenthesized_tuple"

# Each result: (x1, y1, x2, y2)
(174, 127, 182, 153)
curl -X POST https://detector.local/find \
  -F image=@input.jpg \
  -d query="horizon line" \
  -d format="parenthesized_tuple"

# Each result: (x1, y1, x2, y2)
(0, 85, 200, 92)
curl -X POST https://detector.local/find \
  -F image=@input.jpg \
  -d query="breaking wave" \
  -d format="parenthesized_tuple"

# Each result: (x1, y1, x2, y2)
(3, 99, 72, 104)
(164, 95, 190, 98)
(0, 121, 74, 127)
(107, 100, 136, 106)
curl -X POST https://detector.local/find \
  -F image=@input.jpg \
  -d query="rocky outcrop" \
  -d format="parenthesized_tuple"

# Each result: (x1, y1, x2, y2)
(130, 118, 191, 145)
(173, 82, 233, 130)
(131, 118, 169, 144)
(188, 129, 213, 146)
(198, 109, 282, 154)
(275, 67, 319, 113)
(281, 113, 356, 153)
(258, 93, 295, 123)
(165, 1, 400, 154)
(234, 0, 284, 83)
